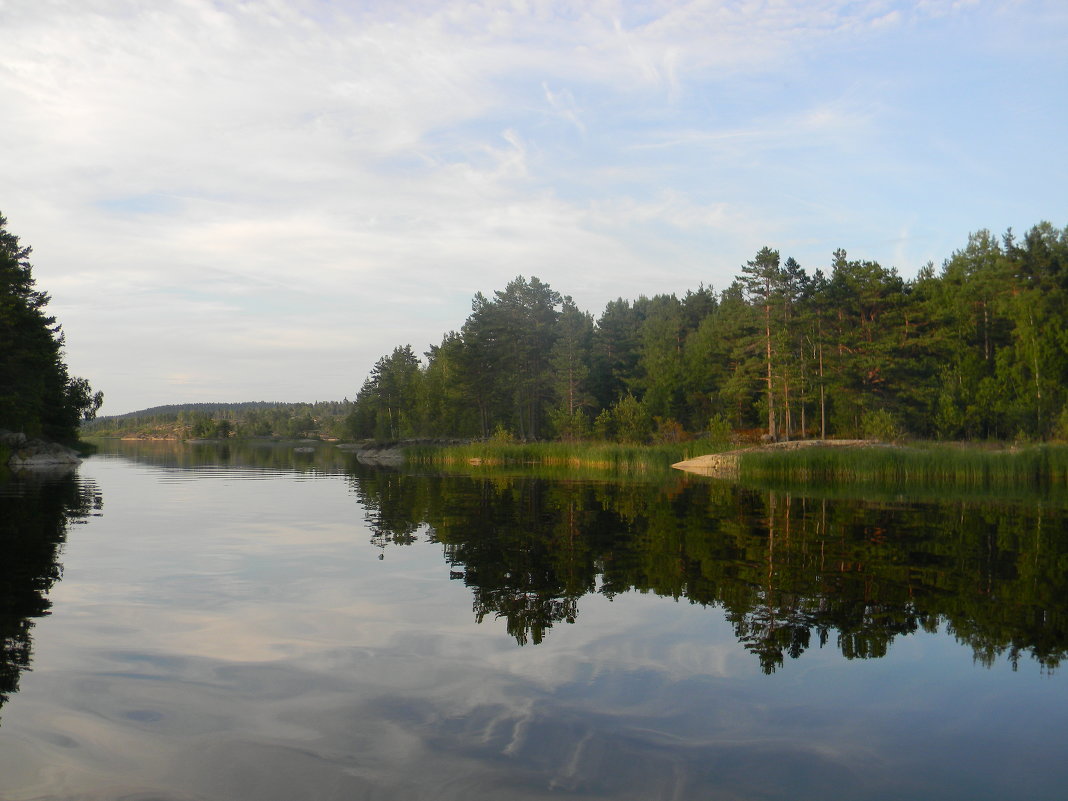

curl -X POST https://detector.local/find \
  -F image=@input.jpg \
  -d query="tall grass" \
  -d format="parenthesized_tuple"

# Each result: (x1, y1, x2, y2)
(407, 440, 713, 473)
(737, 443, 1068, 489)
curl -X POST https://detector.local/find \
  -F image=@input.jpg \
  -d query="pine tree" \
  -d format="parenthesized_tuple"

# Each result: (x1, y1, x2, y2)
(739, 247, 783, 440)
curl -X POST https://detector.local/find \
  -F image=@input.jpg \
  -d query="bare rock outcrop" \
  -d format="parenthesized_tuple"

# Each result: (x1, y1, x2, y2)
(1, 430, 82, 469)
(673, 439, 879, 477)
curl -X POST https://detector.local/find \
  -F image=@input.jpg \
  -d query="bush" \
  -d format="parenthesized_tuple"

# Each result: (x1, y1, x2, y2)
(550, 408, 590, 441)
(613, 394, 652, 444)
(654, 417, 689, 444)
(708, 413, 733, 447)
(593, 408, 615, 441)
(1055, 406, 1068, 443)
(861, 409, 899, 442)
(491, 423, 515, 444)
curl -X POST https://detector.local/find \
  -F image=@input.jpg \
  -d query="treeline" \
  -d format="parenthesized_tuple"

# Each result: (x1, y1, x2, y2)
(84, 400, 353, 440)
(0, 214, 102, 442)
(350, 222, 1068, 443)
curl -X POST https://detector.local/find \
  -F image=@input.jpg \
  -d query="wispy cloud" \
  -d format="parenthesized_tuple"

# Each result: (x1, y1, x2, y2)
(0, 0, 1064, 411)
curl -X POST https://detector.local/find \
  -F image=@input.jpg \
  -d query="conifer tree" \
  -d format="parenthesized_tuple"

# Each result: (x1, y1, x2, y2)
(0, 213, 101, 441)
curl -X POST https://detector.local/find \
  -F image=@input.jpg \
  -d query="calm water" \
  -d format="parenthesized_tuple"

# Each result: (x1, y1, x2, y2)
(1, 440, 1066, 800)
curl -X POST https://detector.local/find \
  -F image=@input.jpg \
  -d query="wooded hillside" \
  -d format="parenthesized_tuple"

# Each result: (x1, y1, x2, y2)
(82, 401, 353, 440)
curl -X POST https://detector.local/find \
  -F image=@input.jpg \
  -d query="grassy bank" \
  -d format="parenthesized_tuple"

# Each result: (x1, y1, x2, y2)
(737, 443, 1068, 488)
(407, 440, 713, 473)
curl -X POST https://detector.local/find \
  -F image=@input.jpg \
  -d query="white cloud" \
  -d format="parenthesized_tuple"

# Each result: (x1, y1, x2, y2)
(0, 0, 1064, 412)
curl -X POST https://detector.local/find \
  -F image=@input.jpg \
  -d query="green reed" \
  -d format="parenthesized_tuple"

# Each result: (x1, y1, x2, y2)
(406, 440, 711, 473)
(737, 443, 1068, 488)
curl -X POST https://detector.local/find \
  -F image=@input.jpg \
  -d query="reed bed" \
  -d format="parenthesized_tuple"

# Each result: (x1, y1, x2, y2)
(737, 443, 1068, 489)
(407, 441, 711, 473)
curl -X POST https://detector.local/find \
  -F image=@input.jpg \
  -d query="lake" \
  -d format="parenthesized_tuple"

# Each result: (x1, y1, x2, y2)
(1, 440, 1066, 800)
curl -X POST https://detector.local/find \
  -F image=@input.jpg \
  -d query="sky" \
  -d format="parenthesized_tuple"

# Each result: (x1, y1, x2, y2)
(2, 0, 1066, 416)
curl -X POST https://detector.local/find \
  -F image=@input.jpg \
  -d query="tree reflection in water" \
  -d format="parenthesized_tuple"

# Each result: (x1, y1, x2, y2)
(0, 470, 101, 721)
(351, 466, 1068, 672)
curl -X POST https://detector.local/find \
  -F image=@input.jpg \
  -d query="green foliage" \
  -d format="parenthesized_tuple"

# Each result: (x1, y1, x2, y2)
(408, 440, 701, 473)
(631, 294, 687, 421)
(347, 345, 422, 440)
(861, 408, 899, 442)
(550, 298, 594, 422)
(548, 407, 590, 441)
(21, 217, 1068, 449)
(593, 408, 615, 440)
(0, 213, 100, 442)
(338, 220, 1067, 448)
(589, 298, 642, 411)
(708, 413, 733, 447)
(612, 393, 653, 443)
(1055, 406, 1068, 443)
(458, 276, 564, 439)
(490, 423, 515, 444)
(738, 444, 1068, 489)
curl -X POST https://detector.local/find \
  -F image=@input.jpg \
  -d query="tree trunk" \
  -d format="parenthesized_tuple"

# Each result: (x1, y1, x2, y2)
(765, 301, 776, 440)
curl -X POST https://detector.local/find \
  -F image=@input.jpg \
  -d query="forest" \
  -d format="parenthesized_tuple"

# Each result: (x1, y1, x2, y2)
(0, 214, 101, 444)
(349, 222, 1068, 444)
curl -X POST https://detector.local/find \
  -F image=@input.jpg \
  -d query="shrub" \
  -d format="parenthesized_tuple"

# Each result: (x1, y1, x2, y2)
(1055, 406, 1068, 443)
(654, 417, 689, 444)
(708, 413, 733, 447)
(614, 394, 652, 444)
(550, 408, 590, 442)
(593, 408, 615, 441)
(491, 423, 515, 444)
(861, 409, 899, 442)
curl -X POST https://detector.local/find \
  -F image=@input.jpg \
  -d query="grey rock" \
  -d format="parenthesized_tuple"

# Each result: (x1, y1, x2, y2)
(0, 430, 30, 449)
(1, 429, 82, 469)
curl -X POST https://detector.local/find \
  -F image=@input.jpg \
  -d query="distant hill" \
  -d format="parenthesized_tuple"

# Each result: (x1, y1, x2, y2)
(82, 400, 353, 440)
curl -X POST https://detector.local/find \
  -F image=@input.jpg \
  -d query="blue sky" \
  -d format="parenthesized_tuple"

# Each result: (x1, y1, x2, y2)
(2, 0, 1066, 414)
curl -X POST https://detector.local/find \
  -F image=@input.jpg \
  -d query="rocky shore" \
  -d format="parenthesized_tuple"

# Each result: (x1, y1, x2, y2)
(1, 430, 83, 470)
(672, 439, 879, 477)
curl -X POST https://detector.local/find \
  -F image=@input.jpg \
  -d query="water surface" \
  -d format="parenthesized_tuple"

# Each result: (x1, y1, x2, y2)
(0, 440, 1065, 800)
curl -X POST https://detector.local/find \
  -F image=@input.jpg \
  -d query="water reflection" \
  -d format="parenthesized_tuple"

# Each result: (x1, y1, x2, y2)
(0, 470, 102, 719)
(85, 441, 1068, 673)
(4, 441, 1063, 799)
(351, 467, 1068, 672)
(98, 438, 359, 475)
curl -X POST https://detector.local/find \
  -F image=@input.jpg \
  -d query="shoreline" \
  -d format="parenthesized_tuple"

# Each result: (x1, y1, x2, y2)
(672, 439, 880, 477)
